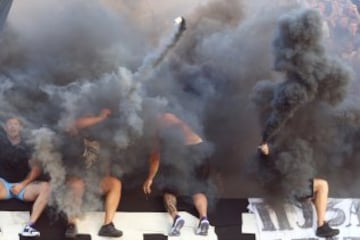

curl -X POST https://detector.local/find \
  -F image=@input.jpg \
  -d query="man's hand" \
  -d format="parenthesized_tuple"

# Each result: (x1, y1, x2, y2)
(143, 178, 153, 195)
(258, 143, 270, 156)
(99, 108, 112, 120)
(10, 183, 25, 196)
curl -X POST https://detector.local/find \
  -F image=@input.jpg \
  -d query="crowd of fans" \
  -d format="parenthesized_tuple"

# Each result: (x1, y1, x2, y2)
(297, 0, 360, 65)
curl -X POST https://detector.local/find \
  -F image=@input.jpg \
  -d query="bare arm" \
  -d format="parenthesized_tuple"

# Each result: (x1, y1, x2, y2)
(160, 113, 202, 144)
(143, 136, 160, 195)
(143, 150, 160, 195)
(74, 108, 111, 130)
(21, 164, 41, 186)
(147, 150, 160, 180)
(11, 161, 42, 195)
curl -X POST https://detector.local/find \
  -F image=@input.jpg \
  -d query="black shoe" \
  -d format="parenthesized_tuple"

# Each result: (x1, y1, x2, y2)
(98, 222, 123, 237)
(65, 223, 77, 239)
(316, 222, 339, 238)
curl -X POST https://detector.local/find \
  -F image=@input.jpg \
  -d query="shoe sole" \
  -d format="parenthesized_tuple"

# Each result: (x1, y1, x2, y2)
(316, 230, 340, 238)
(64, 233, 77, 239)
(19, 233, 40, 237)
(98, 233, 123, 237)
(169, 218, 185, 236)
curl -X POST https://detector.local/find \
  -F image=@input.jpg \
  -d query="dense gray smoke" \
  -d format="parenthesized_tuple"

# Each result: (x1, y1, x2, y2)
(1, 0, 360, 219)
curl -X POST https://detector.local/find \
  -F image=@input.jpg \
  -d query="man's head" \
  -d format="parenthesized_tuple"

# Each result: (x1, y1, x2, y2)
(4, 117, 23, 139)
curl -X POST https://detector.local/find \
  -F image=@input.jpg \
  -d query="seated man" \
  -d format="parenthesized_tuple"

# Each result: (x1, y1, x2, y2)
(60, 108, 123, 238)
(258, 142, 339, 238)
(0, 117, 50, 237)
(143, 112, 211, 236)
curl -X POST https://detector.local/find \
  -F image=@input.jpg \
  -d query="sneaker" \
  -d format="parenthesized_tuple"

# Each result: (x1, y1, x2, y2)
(169, 215, 185, 236)
(20, 225, 40, 237)
(316, 222, 340, 238)
(196, 217, 209, 236)
(65, 223, 77, 239)
(98, 222, 123, 237)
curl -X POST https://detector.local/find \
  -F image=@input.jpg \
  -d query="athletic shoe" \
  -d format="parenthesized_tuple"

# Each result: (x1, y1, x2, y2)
(196, 217, 209, 236)
(98, 222, 123, 237)
(65, 223, 77, 239)
(20, 225, 40, 237)
(169, 215, 185, 236)
(316, 222, 340, 238)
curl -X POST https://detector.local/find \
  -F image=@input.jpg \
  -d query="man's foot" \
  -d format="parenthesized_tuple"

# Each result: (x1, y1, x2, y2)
(196, 217, 209, 236)
(316, 222, 339, 238)
(20, 225, 40, 237)
(169, 215, 185, 236)
(65, 223, 78, 239)
(98, 222, 123, 237)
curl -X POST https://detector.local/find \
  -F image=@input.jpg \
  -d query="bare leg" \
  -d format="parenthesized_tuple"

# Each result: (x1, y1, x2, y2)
(163, 192, 178, 219)
(66, 177, 85, 224)
(100, 176, 121, 225)
(0, 180, 8, 199)
(312, 178, 328, 227)
(193, 193, 208, 219)
(23, 182, 51, 223)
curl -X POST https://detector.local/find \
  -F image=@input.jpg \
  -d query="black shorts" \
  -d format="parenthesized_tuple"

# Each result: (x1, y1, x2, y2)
(295, 178, 314, 201)
(156, 142, 211, 196)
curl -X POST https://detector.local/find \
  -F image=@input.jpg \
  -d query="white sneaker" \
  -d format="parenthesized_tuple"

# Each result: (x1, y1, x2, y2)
(20, 225, 40, 237)
(169, 215, 185, 236)
(196, 218, 209, 236)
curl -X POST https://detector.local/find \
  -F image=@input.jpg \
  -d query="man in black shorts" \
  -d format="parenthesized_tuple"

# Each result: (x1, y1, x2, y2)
(59, 108, 123, 238)
(258, 142, 339, 238)
(143, 112, 211, 236)
(0, 117, 50, 237)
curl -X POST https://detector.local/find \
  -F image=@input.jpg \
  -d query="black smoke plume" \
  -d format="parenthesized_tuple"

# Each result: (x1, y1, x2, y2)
(253, 8, 351, 200)
(261, 9, 350, 142)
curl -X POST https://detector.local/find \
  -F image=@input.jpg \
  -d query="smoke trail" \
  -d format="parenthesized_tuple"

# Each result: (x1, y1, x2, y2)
(0, 0, 13, 32)
(137, 16, 186, 76)
(28, 128, 66, 207)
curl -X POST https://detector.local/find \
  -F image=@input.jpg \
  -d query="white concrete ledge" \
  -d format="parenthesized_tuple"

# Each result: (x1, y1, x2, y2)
(77, 211, 217, 240)
(0, 211, 29, 240)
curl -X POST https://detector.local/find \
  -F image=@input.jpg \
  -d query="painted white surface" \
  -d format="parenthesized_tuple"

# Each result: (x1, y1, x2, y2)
(77, 211, 217, 240)
(0, 211, 29, 240)
(241, 213, 259, 240)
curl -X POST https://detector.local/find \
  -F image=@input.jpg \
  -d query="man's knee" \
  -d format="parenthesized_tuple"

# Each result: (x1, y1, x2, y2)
(39, 182, 51, 196)
(67, 177, 85, 192)
(102, 176, 121, 193)
(192, 192, 207, 202)
(0, 181, 8, 199)
(314, 178, 329, 193)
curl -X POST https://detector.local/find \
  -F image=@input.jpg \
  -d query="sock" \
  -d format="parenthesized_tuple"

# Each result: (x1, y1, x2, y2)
(27, 222, 34, 227)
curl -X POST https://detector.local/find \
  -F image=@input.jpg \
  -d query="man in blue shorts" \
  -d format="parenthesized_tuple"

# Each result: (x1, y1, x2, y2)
(0, 117, 50, 237)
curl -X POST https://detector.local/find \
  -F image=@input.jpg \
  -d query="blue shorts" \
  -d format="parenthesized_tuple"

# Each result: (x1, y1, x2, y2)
(0, 178, 26, 200)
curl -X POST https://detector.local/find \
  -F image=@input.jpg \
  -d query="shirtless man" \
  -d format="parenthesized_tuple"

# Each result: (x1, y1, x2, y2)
(258, 142, 339, 238)
(143, 112, 211, 236)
